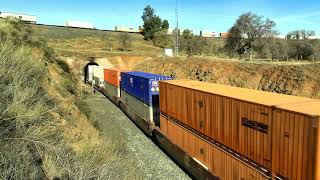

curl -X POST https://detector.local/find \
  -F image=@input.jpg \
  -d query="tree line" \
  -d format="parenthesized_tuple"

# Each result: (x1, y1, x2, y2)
(138, 6, 319, 61)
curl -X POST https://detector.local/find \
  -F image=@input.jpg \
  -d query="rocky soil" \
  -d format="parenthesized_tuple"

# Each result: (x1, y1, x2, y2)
(134, 57, 320, 99)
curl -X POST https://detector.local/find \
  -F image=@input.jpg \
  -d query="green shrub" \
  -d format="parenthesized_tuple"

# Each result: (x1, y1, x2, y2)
(63, 78, 76, 94)
(56, 59, 70, 73)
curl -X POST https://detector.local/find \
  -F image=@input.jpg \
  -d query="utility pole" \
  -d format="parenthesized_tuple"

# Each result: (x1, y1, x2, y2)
(174, 0, 179, 56)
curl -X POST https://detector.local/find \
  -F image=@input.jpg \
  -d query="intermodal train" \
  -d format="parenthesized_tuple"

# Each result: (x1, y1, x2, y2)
(86, 64, 320, 180)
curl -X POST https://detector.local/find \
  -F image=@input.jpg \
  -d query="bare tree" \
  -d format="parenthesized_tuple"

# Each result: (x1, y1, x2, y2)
(104, 34, 115, 51)
(287, 30, 316, 40)
(225, 12, 276, 61)
(119, 33, 132, 52)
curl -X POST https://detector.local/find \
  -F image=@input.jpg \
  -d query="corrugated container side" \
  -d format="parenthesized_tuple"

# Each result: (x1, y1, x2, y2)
(160, 80, 320, 180)
(316, 116, 320, 180)
(121, 72, 151, 105)
(159, 82, 167, 113)
(160, 82, 272, 168)
(87, 65, 95, 82)
(272, 112, 320, 180)
(121, 90, 159, 125)
(161, 117, 269, 180)
(93, 66, 104, 87)
(104, 68, 121, 87)
(160, 114, 168, 136)
(104, 81, 120, 98)
(93, 76, 100, 87)
(121, 72, 172, 106)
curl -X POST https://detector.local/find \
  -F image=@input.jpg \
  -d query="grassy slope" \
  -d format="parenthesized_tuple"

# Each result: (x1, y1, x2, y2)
(0, 20, 138, 178)
(31, 25, 162, 58)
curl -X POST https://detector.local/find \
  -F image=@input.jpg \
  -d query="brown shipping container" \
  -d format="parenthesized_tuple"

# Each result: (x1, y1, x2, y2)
(159, 80, 320, 180)
(161, 115, 270, 180)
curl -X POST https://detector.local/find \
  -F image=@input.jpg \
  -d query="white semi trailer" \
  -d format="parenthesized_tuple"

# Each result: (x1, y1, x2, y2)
(0, 12, 37, 23)
(65, 21, 94, 29)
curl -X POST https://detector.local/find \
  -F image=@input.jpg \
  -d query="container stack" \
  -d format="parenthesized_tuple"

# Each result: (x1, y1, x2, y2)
(159, 79, 320, 180)
(120, 72, 172, 127)
(92, 66, 105, 89)
(103, 68, 122, 103)
(87, 65, 98, 84)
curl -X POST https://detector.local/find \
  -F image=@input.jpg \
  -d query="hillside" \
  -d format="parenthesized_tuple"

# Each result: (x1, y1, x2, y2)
(30, 24, 162, 58)
(0, 19, 138, 179)
(30, 24, 320, 99)
(134, 57, 320, 99)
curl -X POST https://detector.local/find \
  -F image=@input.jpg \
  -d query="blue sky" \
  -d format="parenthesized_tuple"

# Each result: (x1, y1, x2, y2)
(1, 0, 319, 35)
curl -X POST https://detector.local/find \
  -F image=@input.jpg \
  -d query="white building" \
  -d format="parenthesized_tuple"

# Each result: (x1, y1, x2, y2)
(65, 21, 94, 29)
(0, 12, 37, 23)
(164, 48, 173, 57)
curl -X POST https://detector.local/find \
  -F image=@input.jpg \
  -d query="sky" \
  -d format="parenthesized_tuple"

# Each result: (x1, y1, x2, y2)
(1, 0, 319, 35)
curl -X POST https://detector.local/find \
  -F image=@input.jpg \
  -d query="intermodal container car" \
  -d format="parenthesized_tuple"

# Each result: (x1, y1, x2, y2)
(160, 115, 270, 180)
(159, 79, 320, 180)
(120, 71, 172, 126)
(104, 68, 122, 87)
(87, 65, 97, 83)
(103, 68, 123, 103)
(121, 72, 172, 106)
(92, 66, 105, 88)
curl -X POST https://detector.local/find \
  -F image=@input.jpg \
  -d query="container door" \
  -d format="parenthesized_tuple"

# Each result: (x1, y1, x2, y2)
(239, 102, 272, 169)
(271, 110, 317, 180)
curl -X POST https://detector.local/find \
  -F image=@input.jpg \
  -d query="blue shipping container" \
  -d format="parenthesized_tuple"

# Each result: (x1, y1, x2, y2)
(120, 71, 172, 106)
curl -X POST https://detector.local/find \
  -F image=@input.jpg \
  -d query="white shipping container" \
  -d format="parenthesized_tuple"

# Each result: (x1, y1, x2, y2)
(115, 26, 138, 32)
(87, 65, 96, 83)
(92, 66, 104, 87)
(65, 21, 94, 29)
(308, 36, 320, 40)
(0, 12, 37, 23)
(200, 30, 216, 38)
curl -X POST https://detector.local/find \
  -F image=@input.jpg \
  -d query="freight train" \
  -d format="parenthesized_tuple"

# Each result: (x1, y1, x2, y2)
(86, 65, 320, 180)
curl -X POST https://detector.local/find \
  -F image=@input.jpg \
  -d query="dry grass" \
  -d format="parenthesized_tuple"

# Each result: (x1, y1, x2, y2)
(31, 25, 162, 58)
(0, 40, 137, 179)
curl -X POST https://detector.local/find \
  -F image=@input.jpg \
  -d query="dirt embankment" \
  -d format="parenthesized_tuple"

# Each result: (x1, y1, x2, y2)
(108, 55, 152, 70)
(134, 57, 320, 99)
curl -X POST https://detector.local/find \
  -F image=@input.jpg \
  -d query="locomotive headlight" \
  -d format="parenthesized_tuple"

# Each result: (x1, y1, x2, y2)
(156, 87, 159, 92)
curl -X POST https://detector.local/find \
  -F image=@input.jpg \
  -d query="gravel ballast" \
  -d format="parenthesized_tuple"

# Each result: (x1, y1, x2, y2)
(78, 92, 191, 180)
